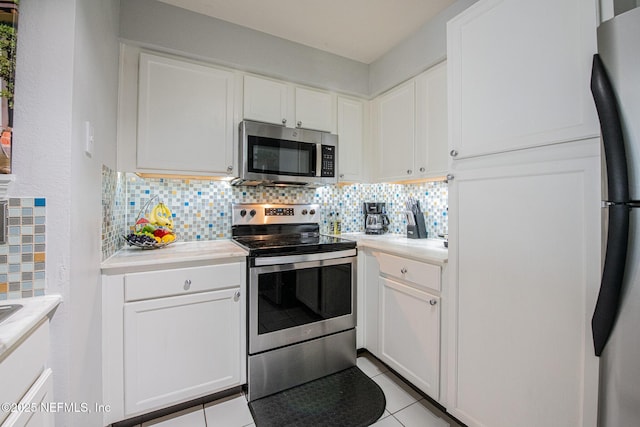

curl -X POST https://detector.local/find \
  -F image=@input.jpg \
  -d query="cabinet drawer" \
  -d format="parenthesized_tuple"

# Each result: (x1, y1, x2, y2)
(125, 263, 242, 301)
(377, 253, 440, 292)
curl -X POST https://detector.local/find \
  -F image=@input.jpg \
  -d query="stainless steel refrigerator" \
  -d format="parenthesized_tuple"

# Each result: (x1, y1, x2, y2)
(590, 6, 640, 426)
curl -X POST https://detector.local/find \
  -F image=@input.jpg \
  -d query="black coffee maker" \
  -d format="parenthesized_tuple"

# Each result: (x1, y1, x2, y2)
(364, 202, 390, 235)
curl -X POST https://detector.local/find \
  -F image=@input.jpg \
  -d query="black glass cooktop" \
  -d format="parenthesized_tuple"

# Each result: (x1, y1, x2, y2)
(232, 224, 356, 257)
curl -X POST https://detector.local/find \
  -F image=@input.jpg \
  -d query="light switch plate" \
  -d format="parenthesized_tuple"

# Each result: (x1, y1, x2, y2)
(84, 121, 94, 157)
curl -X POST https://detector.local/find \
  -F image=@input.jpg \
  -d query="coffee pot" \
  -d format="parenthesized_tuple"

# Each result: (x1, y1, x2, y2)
(364, 202, 390, 235)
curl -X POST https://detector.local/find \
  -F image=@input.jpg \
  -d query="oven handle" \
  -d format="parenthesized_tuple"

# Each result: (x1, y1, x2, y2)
(254, 249, 357, 266)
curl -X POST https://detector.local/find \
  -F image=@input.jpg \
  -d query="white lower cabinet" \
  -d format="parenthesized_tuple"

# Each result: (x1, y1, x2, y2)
(380, 277, 440, 399)
(1, 321, 53, 427)
(102, 261, 246, 425)
(2, 369, 54, 427)
(358, 249, 381, 355)
(358, 246, 445, 403)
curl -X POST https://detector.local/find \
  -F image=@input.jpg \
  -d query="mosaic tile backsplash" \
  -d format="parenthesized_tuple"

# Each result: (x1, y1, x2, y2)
(0, 198, 46, 300)
(101, 168, 448, 260)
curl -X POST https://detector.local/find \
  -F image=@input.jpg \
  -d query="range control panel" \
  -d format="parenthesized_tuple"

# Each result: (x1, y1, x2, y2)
(265, 207, 295, 216)
(232, 203, 320, 225)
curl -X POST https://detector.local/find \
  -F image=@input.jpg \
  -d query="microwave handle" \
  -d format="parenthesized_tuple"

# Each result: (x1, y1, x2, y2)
(316, 144, 322, 177)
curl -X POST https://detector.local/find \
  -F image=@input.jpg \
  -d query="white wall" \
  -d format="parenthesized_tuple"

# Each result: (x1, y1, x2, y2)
(119, 0, 370, 97)
(119, 0, 477, 100)
(12, 0, 120, 425)
(368, 0, 478, 97)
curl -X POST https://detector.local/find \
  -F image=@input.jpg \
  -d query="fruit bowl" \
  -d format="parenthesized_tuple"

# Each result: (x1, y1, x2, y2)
(123, 232, 178, 249)
(123, 196, 178, 249)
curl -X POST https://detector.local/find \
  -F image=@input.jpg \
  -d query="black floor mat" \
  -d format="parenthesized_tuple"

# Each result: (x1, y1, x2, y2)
(249, 366, 386, 427)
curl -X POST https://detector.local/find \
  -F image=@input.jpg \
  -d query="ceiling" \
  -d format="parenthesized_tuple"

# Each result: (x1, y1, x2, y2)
(156, 0, 455, 64)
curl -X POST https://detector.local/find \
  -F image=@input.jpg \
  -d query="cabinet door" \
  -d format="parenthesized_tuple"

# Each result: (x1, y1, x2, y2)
(447, 0, 598, 159)
(337, 96, 364, 182)
(295, 87, 334, 132)
(380, 277, 440, 399)
(137, 53, 235, 174)
(415, 62, 448, 178)
(124, 288, 242, 415)
(243, 75, 289, 126)
(447, 143, 601, 427)
(377, 81, 416, 181)
(2, 369, 54, 427)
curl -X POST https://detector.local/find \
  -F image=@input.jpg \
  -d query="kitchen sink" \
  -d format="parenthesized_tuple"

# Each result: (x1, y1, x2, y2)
(0, 304, 22, 325)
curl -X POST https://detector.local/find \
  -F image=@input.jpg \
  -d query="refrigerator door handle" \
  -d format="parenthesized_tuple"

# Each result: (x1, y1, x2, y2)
(592, 204, 629, 356)
(590, 53, 632, 356)
(591, 54, 630, 204)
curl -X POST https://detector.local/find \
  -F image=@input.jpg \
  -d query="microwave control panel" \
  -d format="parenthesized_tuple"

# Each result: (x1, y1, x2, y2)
(321, 145, 336, 177)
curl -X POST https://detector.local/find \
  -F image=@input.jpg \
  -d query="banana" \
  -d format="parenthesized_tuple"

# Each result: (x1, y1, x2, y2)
(148, 206, 157, 225)
(150, 202, 174, 230)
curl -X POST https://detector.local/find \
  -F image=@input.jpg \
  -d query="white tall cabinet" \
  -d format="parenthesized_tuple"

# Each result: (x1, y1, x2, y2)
(446, 1, 601, 426)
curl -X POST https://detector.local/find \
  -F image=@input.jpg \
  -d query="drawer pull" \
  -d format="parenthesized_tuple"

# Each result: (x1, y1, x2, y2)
(400, 267, 408, 274)
(234, 291, 241, 301)
(184, 279, 192, 290)
(429, 299, 438, 306)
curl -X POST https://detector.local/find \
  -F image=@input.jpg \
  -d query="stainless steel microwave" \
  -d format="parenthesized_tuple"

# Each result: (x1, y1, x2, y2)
(233, 120, 338, 187)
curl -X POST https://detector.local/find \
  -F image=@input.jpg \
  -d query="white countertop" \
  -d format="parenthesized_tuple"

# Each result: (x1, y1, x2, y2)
(337, 233, 448, 265)
(0, 294, 62, 360)
(101, 239, 249, 275)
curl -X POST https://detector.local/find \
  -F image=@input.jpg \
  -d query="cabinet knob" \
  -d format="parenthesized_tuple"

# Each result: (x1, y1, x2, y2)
(184, 279, 192, 290)
(227, 165, 233, 173)
(446, 174, 455, 182)
(234, 291, 241, 301)
(450, 149, 459, 157)
(419, 167, 425, 173)
(297, 121, 302, 128)
(400, 267, 408, 274)
(429, 299, 438, 306)
(339, 174, 345, 179)
(282, 118, 287, 125)
(407, 169, 412, 175)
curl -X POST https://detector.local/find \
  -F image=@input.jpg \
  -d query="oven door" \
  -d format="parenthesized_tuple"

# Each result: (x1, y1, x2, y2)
(249, 253, 356, 354)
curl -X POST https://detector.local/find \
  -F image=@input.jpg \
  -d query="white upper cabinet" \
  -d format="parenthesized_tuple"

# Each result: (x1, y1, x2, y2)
(377, 80, 416, 181)
(416, 62, 448, 178)
(136, 52, 235, 175)
(242, 74, 336, 133)
(117, 47, 237, 177)
(447, 0, 599, 159)
(375, 62, 449, 182)
(243, 75, 289, 126)
(295, 87, 335, 132)
(337, 96, 365, 182)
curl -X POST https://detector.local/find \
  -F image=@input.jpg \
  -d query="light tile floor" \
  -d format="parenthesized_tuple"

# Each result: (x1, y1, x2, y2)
(138, 354, 463, 427)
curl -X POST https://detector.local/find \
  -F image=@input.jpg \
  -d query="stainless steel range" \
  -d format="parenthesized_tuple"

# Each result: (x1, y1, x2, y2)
(231, 203, 357, 401)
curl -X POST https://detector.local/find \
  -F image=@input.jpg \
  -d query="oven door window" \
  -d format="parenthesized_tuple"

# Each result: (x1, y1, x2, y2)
(248, 136, 316, 177)
(257, 263, 351, 335)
